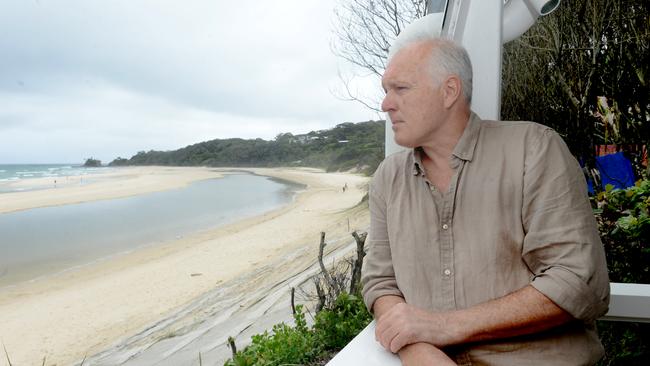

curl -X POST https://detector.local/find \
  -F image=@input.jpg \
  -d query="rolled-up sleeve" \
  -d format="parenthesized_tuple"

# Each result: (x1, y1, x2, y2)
(361, 170, 404, 312)
(522, 129, 610, 323)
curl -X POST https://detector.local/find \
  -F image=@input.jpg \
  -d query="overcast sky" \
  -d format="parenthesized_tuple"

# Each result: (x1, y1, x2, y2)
(0, 0, 380, 164)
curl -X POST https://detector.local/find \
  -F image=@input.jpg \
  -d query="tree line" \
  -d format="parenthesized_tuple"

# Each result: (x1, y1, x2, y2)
(501, 0, 649, 176)
(109, 121, 385, 176)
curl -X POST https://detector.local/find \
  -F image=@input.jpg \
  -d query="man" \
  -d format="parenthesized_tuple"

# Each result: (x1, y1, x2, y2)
(361, 36, 610, 365)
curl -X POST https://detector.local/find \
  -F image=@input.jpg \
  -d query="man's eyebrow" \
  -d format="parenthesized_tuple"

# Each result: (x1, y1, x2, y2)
(382, 78, 397, 90)
(383, 79, 410, 91)
(381, 79, 388, 92)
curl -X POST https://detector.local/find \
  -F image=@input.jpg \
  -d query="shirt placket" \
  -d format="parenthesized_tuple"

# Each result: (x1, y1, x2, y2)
(437, 159, 465, 311)
(443, 159, 472, 365)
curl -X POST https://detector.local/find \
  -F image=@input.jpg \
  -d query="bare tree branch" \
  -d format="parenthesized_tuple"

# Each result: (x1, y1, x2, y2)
(331, 0, 426, 110)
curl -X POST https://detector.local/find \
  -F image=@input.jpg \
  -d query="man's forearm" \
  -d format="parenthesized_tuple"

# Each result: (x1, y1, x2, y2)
(375, 285, 574, 352)
(446, 285, 573, 344)
(398, 343, 457, 365)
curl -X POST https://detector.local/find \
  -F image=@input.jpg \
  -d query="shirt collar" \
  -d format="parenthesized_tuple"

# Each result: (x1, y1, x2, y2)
(411, 112, 482, 176)
(413, 147, 425, 176)
(451, 111, 482, 162)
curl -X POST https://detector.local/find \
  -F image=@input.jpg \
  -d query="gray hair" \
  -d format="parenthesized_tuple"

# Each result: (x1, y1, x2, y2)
(388, 15, 473, 104)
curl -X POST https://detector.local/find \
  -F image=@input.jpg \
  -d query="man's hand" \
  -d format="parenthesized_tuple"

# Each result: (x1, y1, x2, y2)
(375, 302, 459, 352)
(371, 285, 572, 354)
(398, 342, 457, 366)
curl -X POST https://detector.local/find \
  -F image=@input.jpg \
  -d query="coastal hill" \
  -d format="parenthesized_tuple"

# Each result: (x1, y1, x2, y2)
(83, 158, 102, 167)
(109, 120, 385, 175)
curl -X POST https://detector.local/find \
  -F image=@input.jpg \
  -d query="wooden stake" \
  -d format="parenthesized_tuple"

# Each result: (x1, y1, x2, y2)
(350, 231, 368, 294)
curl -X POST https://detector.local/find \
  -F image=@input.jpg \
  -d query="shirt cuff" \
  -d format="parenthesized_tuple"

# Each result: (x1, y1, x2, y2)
(362, 285, 404, 314)
(531, 267, 609, 323)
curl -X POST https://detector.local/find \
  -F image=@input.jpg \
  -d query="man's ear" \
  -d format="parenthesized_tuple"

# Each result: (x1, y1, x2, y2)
(441, 75, 462, 108)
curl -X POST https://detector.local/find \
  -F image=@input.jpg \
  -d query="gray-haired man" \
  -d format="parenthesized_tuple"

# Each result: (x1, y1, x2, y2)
(361, 37, 610, 365)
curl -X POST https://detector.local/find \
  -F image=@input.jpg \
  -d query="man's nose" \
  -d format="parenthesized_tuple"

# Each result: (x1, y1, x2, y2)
(381, 92, 396, 112)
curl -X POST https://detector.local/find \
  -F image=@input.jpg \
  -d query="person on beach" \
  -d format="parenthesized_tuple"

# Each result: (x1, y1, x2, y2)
(361, 36, 610, 365)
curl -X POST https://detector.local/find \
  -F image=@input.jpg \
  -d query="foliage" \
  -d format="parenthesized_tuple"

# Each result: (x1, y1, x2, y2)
(592, 179, 650, 365)
(502, 0, 649, 168)
(592, 180, 650, 283)
(110, 120, 385, 176)
(83, 158, 101, 167)
(312, 293, 372, 351)
(224, 295, 371, 366)
(225, 305, 317, 366)
(225, 232, 371, 366)
(597, 322, 649, 366)
(108, 157, 129, 166)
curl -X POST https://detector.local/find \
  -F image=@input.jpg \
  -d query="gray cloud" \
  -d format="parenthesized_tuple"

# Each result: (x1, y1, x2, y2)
(0, 1, 370, 119)
(0, 1, 378, 163)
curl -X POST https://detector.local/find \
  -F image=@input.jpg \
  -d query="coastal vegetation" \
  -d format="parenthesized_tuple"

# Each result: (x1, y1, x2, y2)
(593, 180, 650, 365)
(109, 121, 385, 176)
(501, 0, 649, 172)
(224, 232, 372, 366)
(224, 296, 371, 366)
(83, 158, 101, 167)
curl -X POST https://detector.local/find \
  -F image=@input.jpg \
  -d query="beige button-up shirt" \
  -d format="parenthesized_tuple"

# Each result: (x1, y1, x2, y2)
(362, 113, 610, 365)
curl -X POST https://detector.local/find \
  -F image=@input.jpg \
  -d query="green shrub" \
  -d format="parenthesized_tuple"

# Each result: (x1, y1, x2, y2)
(224, 294, 372, 366)
(312, 293, 372, 351)
(225, 305, 316, 366)
(592, 179, 650, 365)
(597, 322, 649, 366)
(592, 180, 649, 284)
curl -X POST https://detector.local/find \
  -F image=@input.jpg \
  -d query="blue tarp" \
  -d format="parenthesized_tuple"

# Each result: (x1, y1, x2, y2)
(596, 152, 636, 190)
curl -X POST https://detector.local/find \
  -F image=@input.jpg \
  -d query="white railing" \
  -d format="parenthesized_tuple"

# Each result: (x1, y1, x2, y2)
(327, 282, 650, 365)
(601, 283, 650, 323)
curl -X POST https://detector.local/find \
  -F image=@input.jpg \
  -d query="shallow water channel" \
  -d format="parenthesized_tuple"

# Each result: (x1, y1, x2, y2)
(0, 173, 303, 287)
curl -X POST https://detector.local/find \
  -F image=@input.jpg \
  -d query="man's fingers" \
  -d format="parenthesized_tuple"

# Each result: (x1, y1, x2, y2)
(377, 321, 399, 351)
(375, 318, 388, 342)
(384, 325, 402, 353)
(379, 324, 395, 350)
(389, 333, 406, 353)
(389, 326, 416, 353)
(375, 309, 396, 343)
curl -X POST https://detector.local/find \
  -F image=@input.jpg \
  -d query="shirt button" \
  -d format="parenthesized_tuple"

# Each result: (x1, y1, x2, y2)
(444, 269, 452, 276)
(442, 223, 449, 230)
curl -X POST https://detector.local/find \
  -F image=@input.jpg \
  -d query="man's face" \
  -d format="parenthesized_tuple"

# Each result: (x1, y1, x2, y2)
(381, 42, 445, 148)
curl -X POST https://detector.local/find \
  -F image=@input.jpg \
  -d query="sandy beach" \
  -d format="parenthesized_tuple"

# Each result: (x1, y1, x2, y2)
(0, 166, 370, 366)
(0, 166, 227, 214)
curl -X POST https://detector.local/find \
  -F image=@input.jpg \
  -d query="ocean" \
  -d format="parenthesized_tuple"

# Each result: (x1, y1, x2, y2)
(0, 173, 303, 288)
(0, 164, 110, 192)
